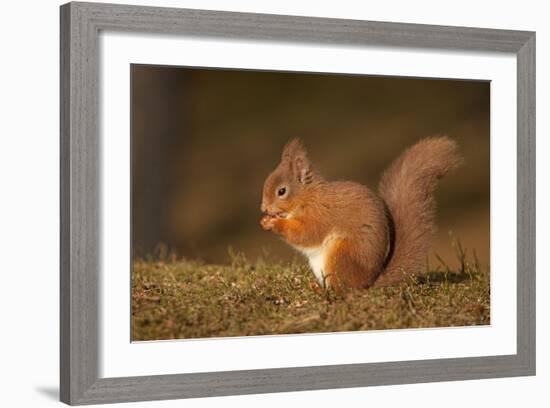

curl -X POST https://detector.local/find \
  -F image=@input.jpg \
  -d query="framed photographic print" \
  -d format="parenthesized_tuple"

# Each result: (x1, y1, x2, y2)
(60, 1, 535, 405)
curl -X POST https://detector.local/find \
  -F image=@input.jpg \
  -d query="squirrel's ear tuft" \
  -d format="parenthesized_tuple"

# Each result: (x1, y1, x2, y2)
(281, 138, 305, 161)
(281, 138, 313, 184)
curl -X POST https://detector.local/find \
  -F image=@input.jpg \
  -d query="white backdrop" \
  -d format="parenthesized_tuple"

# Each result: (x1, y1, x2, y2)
(0, 0, 546, 407)
(101, 33, 517, 378)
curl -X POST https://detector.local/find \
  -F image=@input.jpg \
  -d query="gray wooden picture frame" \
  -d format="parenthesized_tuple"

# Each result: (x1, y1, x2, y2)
(60, 1, 536, 405)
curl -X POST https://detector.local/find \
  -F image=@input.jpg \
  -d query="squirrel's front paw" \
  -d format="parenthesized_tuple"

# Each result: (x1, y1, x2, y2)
(260, 214, 276, 231)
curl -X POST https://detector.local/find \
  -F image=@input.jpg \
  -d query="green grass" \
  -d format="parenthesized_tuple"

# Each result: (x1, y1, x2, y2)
(132, 244, 490, 341)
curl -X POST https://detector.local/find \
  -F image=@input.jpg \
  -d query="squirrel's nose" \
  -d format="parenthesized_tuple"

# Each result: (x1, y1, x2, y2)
(261, 202, 267, 214)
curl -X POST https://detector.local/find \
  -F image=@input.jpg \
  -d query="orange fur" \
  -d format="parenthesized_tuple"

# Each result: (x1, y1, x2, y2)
(270, 215, 324, 249)
(324, 239, 373, 290)
(374, 136, 462, 287)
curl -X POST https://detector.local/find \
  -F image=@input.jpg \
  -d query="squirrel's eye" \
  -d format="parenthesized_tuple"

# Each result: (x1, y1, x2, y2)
(277, 187, 287, 197)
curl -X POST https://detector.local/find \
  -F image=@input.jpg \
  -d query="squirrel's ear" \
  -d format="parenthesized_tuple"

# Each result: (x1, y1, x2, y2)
(281, 138, 313, 184)
(281, 138, 304, 162)
(294, 155, 313, 184)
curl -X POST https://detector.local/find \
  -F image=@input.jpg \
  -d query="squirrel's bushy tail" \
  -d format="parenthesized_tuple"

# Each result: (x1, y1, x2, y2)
(374, 136, 462, 287)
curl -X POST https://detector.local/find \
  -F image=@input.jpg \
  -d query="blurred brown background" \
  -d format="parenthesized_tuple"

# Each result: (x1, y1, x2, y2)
(132, 65, 490, 269)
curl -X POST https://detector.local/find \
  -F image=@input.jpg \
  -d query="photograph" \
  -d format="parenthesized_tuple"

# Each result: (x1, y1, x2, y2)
(131, 65, 490, 341)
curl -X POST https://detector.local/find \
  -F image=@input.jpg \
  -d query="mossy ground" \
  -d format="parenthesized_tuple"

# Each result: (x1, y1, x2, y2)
(132, 242, 489, 341)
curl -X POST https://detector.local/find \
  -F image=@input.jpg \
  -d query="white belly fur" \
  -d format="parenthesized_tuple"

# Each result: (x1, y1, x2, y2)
(295, 235, 338, 287)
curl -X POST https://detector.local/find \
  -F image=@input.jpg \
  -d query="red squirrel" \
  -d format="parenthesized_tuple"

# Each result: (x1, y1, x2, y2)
(260, 137, 461, 290)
